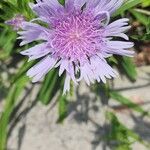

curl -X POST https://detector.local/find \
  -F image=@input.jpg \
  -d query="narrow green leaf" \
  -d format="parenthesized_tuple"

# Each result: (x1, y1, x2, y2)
(58, 0, 65, 5)
(0, 28, 17, 59)
(113, 0, 142, 17)
(0, 1, 17, 19)
(38, 70, 64, 105)
(106, 112, 147, 149)
(142, 0, 150, 7)
(57, 94, 68, 123)
(11, 60, 36, 83)
(116, 56, 137, 81)
(17, 0, 34, 19)
(0, 76, 29, 150)
(130, 9, 150, 26)
(110, 91, 148, 115)
(17, 0, 31, 12)
(122, 57, 137, 81)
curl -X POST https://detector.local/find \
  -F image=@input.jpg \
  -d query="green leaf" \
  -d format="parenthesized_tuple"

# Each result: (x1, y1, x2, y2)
(131, 28, 150, 41)
(17, 0, 34, 19)
(0, 1, 17, 20)
(11, 59, 37, 83)
(130, 9, 150, 26)
(0, 76, 29, 150)
(108, 56, 118, 65)
(142, 0, 150, 7)
(116, 56, 137, 81)
(57, 94, 68, 123)
(143, 32, 150, 40)
(38, 70, 64, 105)
(58, 0, 65, 5)
(0, 28, 17, 59)
(122, 57, 137, 81)
(110, 91, 148, 115)
(113, 0, 142, 17)
(106, 112, 147, 149)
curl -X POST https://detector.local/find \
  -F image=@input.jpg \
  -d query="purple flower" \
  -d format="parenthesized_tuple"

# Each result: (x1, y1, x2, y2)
(5, 15, 25, 31)
(18, 0, 134, 94)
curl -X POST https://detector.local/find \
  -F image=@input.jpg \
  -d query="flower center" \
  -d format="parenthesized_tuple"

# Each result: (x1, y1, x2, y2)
(70, 31, 81, 41)
(51, 11, 101, 62)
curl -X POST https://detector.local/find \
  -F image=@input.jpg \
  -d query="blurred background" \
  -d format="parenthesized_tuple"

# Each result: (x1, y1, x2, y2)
(0, 0, 150, 150)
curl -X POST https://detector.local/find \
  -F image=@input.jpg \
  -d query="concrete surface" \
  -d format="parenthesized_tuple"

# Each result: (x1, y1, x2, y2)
(2, 66, 150, 150)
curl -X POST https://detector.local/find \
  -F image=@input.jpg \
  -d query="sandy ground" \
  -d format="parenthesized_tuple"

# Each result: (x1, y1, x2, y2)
(1, 66, 149, 150)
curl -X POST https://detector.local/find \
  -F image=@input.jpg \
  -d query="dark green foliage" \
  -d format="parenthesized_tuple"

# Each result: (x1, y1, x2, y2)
(57, 94, 68, 123)
(0, 76, 29, 150)
(58, 0, 65, 6)
(115, 56, 137, 82)
(130, 8, 150, 41)
(38, 70, 64, 105)
(113, 0, 143, 16)
(0, 28, 17, 59)
(106, 112, 146, 150)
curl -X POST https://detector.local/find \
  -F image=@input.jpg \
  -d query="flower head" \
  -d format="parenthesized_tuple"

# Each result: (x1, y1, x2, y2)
(18, 0, 134, 94)
(5, 14, 25, 30)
